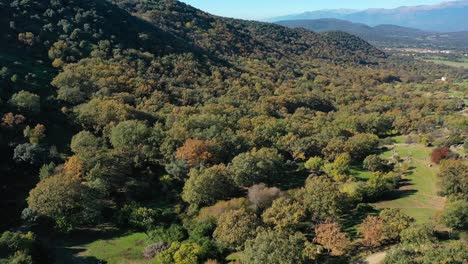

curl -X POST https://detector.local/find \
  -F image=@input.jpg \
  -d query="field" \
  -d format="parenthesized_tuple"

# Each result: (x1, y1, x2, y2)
(376, 142, 445, 222)
(54, 228, 150, 264)
(423, 56, 468, 68)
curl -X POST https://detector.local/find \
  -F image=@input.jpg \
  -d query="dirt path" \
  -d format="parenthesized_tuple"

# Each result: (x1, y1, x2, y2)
(365, 251, 387, 264)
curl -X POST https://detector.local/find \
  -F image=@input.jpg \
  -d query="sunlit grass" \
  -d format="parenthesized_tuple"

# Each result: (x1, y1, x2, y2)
(376, 142, 445, 223)
(80, 232, 150, 264)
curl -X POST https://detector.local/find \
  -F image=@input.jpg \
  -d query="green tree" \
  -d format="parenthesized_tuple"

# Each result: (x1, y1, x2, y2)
(27, 174, 101, 232)
(438, 160, 467, 199)
(213, 208, 259, 250)
(110, 120, 154, 150)
(344, 133, 379, 161)
(363, 154, 387, 172)
(155, 242, 204, 264)
(379, 209, 413, 241)
(228, 148, 284, 187)
(70, 130, 106, 156)
(300, 176, 345, 222)
(262, 196, 305, 231)
(441, 199, 468, 230)
(74, 98, 136, 131)
(383, 246, 418, 264)
(182, 165, 237, 207)
(9, 91, 40, 114)
(23, 124, 46, 144)
(400, 223, 436, 247)
(366, 172, 399, 199)
(322, 152, 351, 181)
(241, 229, 306, 264)
(13, 143, 48, 165)
(304, 156, 324, 174)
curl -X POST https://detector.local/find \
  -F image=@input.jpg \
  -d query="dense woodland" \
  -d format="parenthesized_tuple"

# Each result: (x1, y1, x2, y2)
(0, 0, 467, 263)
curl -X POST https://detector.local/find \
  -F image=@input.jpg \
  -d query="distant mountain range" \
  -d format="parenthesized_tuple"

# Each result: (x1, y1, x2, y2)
(268, 0, 468, 32)
(277, 18, 468, 51)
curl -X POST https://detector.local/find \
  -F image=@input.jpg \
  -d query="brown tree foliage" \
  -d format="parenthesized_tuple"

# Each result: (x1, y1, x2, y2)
(2, 113, 25, 127)
(176, 139, 214, 167)
(313, 222, 351, 256)
(63, 155, 84, 177)
(431, 147, 452, 164)
(359, 216, 386, 247)
(247, 183, 282, 212)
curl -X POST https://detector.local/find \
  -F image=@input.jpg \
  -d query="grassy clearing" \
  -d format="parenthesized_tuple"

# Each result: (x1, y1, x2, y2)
(376, 142, 445, 222)
(424, 58, 468, 68)
(80, 232, 150, 264)
(53, 227, 151, 264)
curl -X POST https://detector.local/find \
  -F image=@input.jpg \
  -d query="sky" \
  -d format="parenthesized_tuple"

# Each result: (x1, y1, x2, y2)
(179, 0, 446, 20)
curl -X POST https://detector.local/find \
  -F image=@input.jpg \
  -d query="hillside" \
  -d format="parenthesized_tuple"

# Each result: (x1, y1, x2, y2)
(0, 0, 467, 264)
(277, 18, 468, 51)
(269, 0, 468, 32)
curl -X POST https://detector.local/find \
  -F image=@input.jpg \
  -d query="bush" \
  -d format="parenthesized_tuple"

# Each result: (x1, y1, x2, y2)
(13, 143, 48, 165)
(365, 172, 399, 200)
(304, 157, 324, 173)
(363, 154, 387, 172)
(441, 200, 468, 230)
(142, 242, 169, 259)
(431, 147, 452, 164)
(149, 225, 187, 244)
(198, 198, 248, 221)
(117, 203, 160, 232)
(247, 184, 282, 212)
(400, 223, 436, 247)
(9, 91, 40, 114)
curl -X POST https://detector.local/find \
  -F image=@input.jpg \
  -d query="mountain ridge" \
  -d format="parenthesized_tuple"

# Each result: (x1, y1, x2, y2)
(277, 18, 468, 51)
(268, 0, 468, 32)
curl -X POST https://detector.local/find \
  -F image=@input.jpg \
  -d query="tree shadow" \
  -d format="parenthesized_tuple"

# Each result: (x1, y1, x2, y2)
(378, 189, 418, 202)
(342, 205, 380, 239)
(397, 179, 413, 188)
(44, 224, 126, 264)
(55, 247, 107, 264)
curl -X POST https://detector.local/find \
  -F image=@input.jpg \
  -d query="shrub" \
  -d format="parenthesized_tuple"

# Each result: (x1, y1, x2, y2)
(149, 225, 187, 244)
(247, 183, 282, 212)
(142, 242, 169, 259)
(198, 198, 248, 221)
(304, 157, 324, 173)
(431, 147, 452, 164)
(441, 199, 468, 230)
(363, 154, 387, 172)
(9, 91, 40, 114)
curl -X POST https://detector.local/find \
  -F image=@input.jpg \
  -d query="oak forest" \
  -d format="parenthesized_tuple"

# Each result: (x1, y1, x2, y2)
(0, 0, 467, 264)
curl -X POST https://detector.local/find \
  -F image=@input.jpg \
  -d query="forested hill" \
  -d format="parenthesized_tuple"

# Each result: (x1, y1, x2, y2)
(110, 0, 385, 63)
(0, 0, 386, 230)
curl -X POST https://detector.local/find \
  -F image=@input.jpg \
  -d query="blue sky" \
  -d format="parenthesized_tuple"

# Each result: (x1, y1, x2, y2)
(179, 0, 445, 20)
